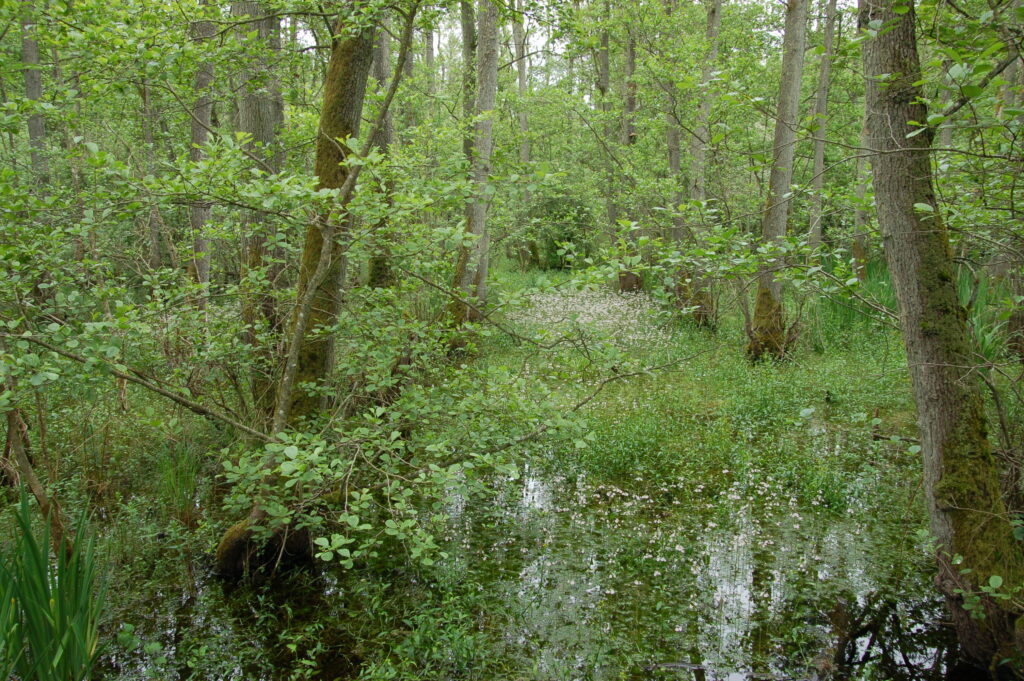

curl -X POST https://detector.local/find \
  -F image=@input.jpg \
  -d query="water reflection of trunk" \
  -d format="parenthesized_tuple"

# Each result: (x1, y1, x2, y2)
(745, 525, 774, 664)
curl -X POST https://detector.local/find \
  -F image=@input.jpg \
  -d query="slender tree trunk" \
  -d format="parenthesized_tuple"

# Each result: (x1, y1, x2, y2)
(368, 24, 397, 288)
(861, 0, 1024, 667)
(232, 1, 285, 425)
(460, 0, 477, 165)
(512, 0, 530, 186)
(937, 60, 954, 149)
(687, 0, 721, 204)
(188, 5, 215, 309)
(747, 0, 807, 360)
(622, 32, 636, 148)
(450, 0, 498, 326)
(851, 116, 870, 280)
(139, 80, 166, 270)
(808, 0, 837, 250)
(20, 0, 48, 186)
(512, 0, 535, 264)
(5, 408, 70, 558)
(667, 118, 684, 241)
(424, 28, 435, 96)
(596, 4, 617, 229)
(676, 0, 722, 325)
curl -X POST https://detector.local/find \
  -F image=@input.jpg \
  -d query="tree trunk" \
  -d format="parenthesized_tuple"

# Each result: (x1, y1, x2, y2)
(460, 0, 477, 165)
(688, 0, 721, 204)
(188, 5, 215, 309)
(622, 32, 636, 148)
(596, 3, 617, 229)
(512, 0, 530, 185)
(860, 0, 1024, 668)
(20, 0, 48, 186)
(808, 0, 837, 251)
(450, 0, 498, 326)
(424, 28, 435, 95)
(367, 24, 397, 288)
(215, 12, 379, 579)
(747, 0, 807, 360)
(851, 116, 870, 280)
(279, 26, 375, 428)
(232, 1, 285, 425)
(677, 0, 722, 326)
(512, 0, 534, 263)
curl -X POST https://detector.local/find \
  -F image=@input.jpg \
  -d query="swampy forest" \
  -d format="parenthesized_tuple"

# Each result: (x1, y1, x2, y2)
(3, 0, 1024, 677)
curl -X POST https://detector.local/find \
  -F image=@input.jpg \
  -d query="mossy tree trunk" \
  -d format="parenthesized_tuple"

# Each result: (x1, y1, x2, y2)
(860, 0, 1024, 667)
(275, 24, 375, 429)
(747, 0, 806, 360)
(215, 14, 377, 579)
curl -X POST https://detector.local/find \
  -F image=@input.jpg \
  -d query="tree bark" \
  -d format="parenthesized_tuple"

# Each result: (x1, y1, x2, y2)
(367, 23, 397, 288)
(215, 6, 383, 579)
(808, 0, 837, 251)
(512, 0, 531, 187)
(851, 116, 870, 280)
(688, 0, 721, 204)
(20, 0, 48, 186)
(279, 25, 375, 428)
(622, 32, 636, 148)
(232, 1, 285, 425)
(596, 3, 617, 229)
(860, 0, 1024, 667)
(676, 0, 722, 326)
(424, 28, 435, 96)
(188, 4, 215, 309)
(747, 0, 807, 360)
(460, 0, 477, 165)
(450, 0, 498, 326)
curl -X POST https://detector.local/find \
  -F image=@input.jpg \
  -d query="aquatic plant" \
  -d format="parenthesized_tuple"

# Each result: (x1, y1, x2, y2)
(1, 493, 105, 681)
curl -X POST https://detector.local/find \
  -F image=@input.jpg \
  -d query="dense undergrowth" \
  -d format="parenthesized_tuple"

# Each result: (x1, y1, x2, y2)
(2, 261, 1003, 680)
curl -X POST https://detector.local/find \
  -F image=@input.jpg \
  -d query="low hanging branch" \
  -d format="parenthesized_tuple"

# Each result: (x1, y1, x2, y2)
(7, 334, 274, 443)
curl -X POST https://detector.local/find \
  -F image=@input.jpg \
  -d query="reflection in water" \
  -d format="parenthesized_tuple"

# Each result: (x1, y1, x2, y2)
(445, 468, 952, 681)
(101, 464, 952, 680)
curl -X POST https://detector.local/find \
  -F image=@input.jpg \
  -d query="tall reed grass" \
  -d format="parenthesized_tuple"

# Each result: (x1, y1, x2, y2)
(0, 492, 104, 681)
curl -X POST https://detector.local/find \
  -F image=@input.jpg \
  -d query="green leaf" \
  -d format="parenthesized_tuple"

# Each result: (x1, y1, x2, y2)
(989, 575, 1003, 589)
(913, 203, 934, 212)
(961, 84, 983, 99)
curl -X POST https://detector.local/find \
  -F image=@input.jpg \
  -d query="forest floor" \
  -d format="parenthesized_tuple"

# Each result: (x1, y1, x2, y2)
(97, 282, 951, 681)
